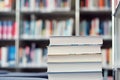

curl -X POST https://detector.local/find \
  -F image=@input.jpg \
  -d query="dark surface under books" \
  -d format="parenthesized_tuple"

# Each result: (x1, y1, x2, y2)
(0, 77, 48, 80)
(0, 71, 48, 79)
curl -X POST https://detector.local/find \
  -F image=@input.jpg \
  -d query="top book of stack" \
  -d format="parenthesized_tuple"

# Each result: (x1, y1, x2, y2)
(49, 36, 103, 46)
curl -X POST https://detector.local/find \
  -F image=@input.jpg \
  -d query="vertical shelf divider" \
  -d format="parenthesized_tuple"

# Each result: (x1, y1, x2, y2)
(75, 0, 80, 36)
(15, 0, 20, 71)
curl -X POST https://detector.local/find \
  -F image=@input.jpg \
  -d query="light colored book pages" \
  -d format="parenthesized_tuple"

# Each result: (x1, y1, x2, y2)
(48, 53, 102, 63)
(48, 72, 102, 80)
(49, 36, 103, 45)
(1, 47, 8, 67)
(48, 62, 102, 72)
(48, 45, 101, 55)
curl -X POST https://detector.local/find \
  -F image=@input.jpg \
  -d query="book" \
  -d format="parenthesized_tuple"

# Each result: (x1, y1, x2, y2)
(49, 36, 102, 45)
(48, 53, 102, 63)
(0, 0, 12, 11)
(7, 46, 16, 66)
(1, 47, 8, 67)
(48, 72, 102, 80)
(48, 62, 102, 72)
(48, 45, 101, 55)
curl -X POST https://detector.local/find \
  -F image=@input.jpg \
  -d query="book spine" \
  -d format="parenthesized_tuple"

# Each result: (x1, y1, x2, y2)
(0, 21, 2, 39)
(3, 21, 7, 39)
(8, 21, 12, 39)
(12, 22, 17, 39)
(8, 46, 16, 66)
(99, 0, 104, 8)
(1, 47, 8, 67)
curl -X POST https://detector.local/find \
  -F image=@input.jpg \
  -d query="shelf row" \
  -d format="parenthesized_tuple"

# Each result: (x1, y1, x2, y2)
(0, 0, 111, 12)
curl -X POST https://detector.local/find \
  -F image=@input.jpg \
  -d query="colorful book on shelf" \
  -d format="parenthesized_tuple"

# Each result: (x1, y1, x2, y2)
(0, 0, 12, 11)
(80, 18, 112, 37)
(80, 0, 111, 9)
(7, 46, 16, 66)
(19, 44, 46, 67)
(21, 18, 74, 38)
(0, 21, 16, 40)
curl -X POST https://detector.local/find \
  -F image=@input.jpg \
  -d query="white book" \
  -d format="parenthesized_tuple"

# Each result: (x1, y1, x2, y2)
(35, 20, 42, 37)
(48, 45, 101, 55)
(48, 72, 102, 80)
(1, 47, 8, 67)
(48, 62, 102, 72)
(49, 36, 103, 45)
(45, 20, 51, 37)
(30, 0, 35, 11)
(35, 48, 43, 65)
(48, 53, 102, 63)
(65, 18, 74, 36)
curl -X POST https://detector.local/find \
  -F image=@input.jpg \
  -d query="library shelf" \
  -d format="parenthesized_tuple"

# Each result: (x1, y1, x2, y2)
(0, 11, 15, 15)
(0, 39, 15, 46)
(0, 67, 47, 72)
(20, 11, 75, 16)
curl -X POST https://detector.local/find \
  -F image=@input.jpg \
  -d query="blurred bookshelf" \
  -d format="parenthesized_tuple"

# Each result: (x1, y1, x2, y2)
(0, 0, 113, 77)
(80, 0, 113, 79)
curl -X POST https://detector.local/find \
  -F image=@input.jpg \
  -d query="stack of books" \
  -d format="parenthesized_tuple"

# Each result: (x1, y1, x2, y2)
(47, 36, 103, 80)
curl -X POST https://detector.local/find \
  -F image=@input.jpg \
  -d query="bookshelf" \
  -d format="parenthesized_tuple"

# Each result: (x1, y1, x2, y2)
(0, 0, 112, 75)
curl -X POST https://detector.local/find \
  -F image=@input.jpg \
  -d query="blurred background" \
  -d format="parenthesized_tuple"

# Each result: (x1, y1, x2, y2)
(0, 0, 116, 80)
